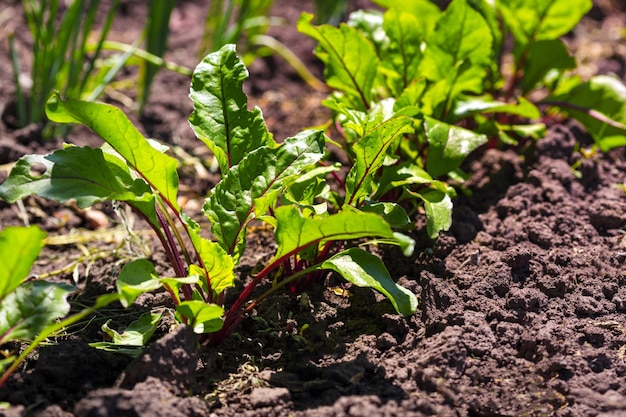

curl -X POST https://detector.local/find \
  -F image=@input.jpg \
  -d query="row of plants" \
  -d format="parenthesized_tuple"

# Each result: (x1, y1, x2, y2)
(2, 0, 626, 391)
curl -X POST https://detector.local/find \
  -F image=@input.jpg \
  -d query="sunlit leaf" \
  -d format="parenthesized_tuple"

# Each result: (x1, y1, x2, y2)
(345, 117, 413, 205)
(322, 248, 417, 315)
(45, 93, 180, 210)
(298, 12, 378, 110)
(269, 205, 414, 269)
(0, 281, 73, 345)
(189, 44, 274, 173)
(176, 301, 224, 334)
(204, 130, 325, 260)
(550, 75, 626, 151)
(0, 226, 46, 299)
(101, 311, 163, 346)
(425, 117, 487, 178)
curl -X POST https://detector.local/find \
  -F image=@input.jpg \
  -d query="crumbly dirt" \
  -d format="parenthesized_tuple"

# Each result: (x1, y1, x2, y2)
(1, 1, 626, 417)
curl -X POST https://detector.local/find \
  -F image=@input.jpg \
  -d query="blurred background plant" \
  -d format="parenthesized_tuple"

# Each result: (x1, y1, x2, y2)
(6, 0, 352, 136)
(8, 0, 128, 137)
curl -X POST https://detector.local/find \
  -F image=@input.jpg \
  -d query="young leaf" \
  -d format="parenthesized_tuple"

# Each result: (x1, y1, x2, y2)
(0, 281, 74, 345)
(0, 146, 154, 209)
(415, 188, 453, 239)
(176, 301, 224, 334)
(189, 44, 274, 173)
(374, 0, 441, 39)
(183, 215, 235, 295)
(453, 97, 540, 120)
(0, 226, 46, 299)
(204, 130, 325, 260)
(268, 205, 414, 270)
(373, 162, 433, 200)
(381, 8, 424, 95)
(116, 259, 162, 308)
(361, 201, 411, 229)
(45, 93, 180, 210)
(497, 0, 592, 46)
(321, 247, 417, 316)
(101, 311, 163, 346)
(420, 0, 493, 97)
(520, 39, 576, 94)
(298, 12, 378, 110)
(345, 117, 413, 206)
(425, 117, 487, 178)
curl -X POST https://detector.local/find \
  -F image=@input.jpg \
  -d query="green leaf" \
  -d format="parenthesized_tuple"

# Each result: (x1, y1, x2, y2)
(176, 301, 224, 334)
(0, 226, 46, 299)
(116, 259, 162, 308)
(0, 146, 154, 210)
(420, 0, 493, 96)
(345, 117, 413, 205)
(425, 117, 487, 178)
(551, 75, 626, 151)
(270, 206, 414, 267)
(101, 311, 163, 346)
(415, 188, 453, 239)
(183, 215, 235, 295)
(298, 12, 378, 110)
(189, 44, 274, 173)
(375, 0, 441, 38)
(373, 162, 433, 200)
(321, 248, 417, 316)
(381, 8, 424, 95)
(361, 201, 411, 229)
(0, 281, 74, 345)
(45, 93, 180, 210)
(204, 130, 325, 260)
(453, 96, 540, 120)
(497, 0, 592, 45)
(520, 39, 576, 94)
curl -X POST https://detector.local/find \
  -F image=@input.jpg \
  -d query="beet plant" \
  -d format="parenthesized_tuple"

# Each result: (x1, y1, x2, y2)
(0, 226, 118, 388)
(0, 45, 417, 346)
(299, 0, 626, 237)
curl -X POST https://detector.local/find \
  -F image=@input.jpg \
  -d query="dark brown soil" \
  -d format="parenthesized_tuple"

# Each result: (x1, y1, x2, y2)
(2, 1, 626, 417)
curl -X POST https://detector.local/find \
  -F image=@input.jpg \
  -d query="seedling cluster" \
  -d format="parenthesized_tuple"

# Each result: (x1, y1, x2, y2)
(2, 0, 626, 391)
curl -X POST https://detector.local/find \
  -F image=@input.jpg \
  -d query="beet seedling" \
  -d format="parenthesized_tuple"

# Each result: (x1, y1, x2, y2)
(0, 45, 417, 346)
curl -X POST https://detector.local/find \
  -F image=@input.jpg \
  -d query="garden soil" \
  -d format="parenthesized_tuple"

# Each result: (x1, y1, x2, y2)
(1, 1, 626, 416)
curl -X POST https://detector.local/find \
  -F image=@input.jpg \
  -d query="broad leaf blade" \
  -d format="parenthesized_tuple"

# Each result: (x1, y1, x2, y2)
(298, 13, 378, 110)
(183, 215, 235, 295)
(0, 226, 46, 299)
(322, 248, 417, 316)
(101, 311, 163, 346)
(425, 117, 487, 178)
(0, 281, 74, 345)
(420, 0, 493, 95)
(521, 39, 576, 94)
(176, 301, 224, 334)
(345, 117, 413, 205)
(381, 8, 424, 95)
(45, 94, 180, 210)
(374, 0, 440, 39)
(270, 206, 414, 266)
(417, 188, 453, 239)
(550, 75, 626, 151)
(497, 0, 592, 45)
(189, 44, 274, 173)
(204, 130, 325, 260)
(117, 259, 162, 308)
(0, 146, 154, 209)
